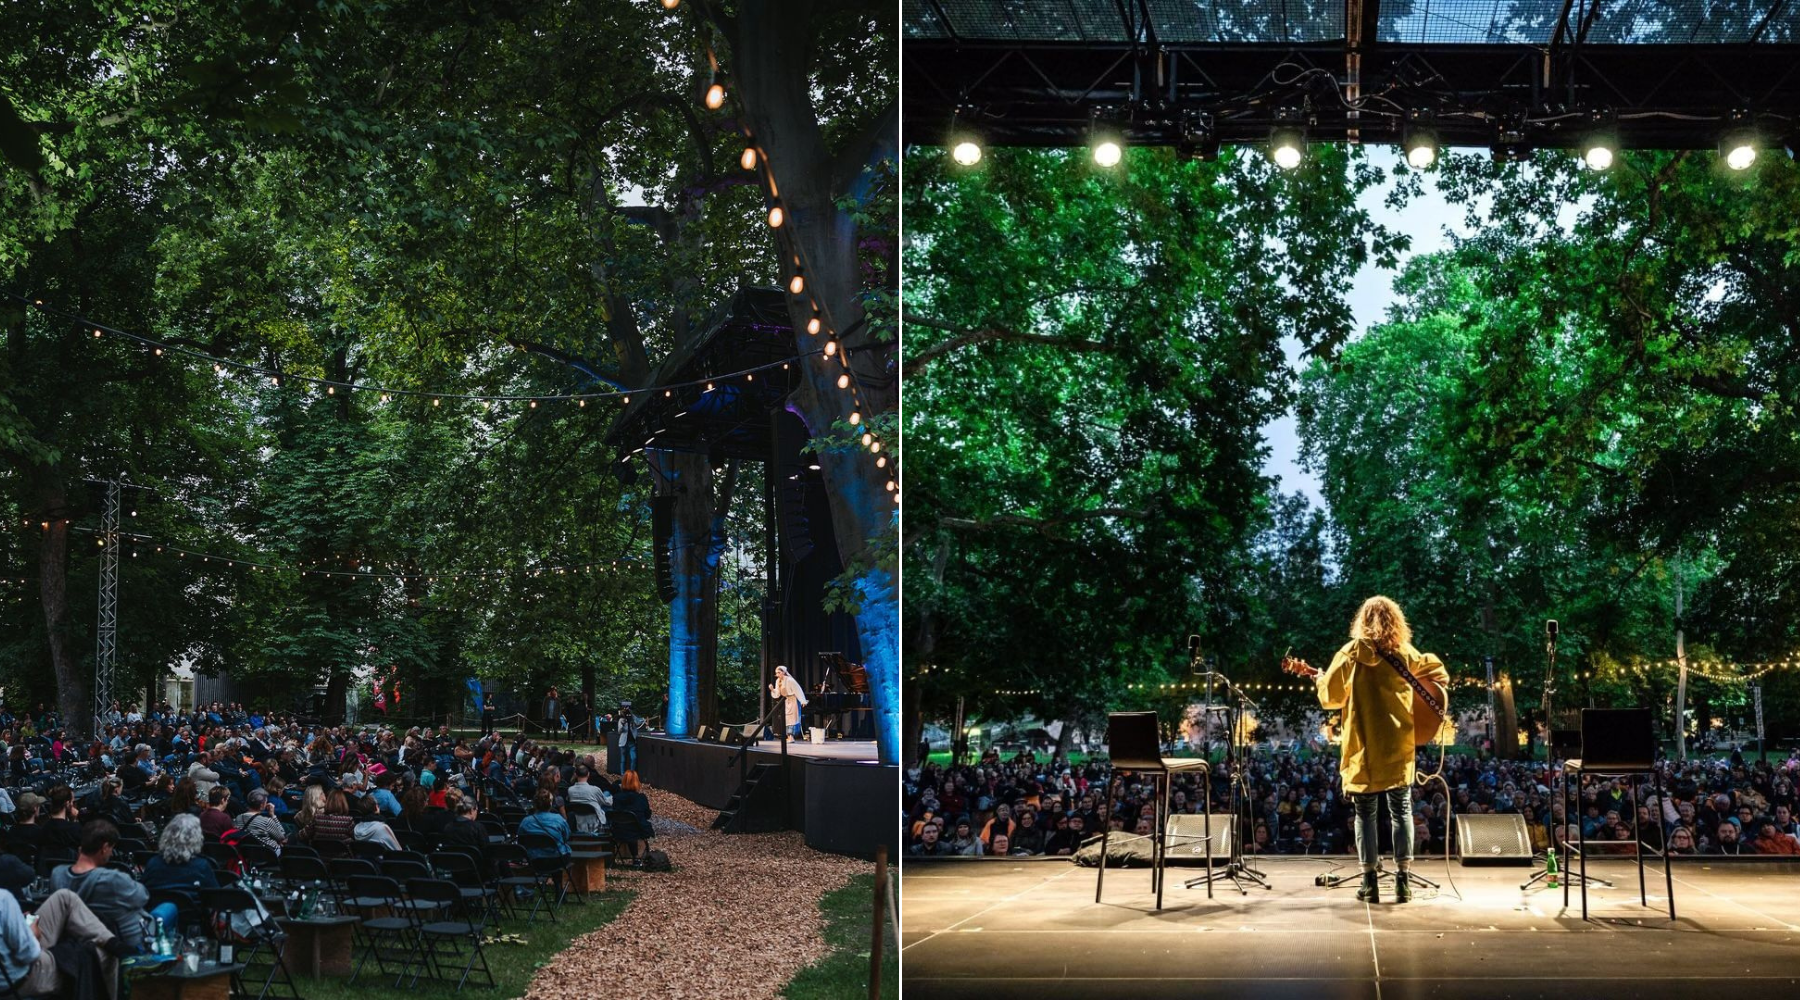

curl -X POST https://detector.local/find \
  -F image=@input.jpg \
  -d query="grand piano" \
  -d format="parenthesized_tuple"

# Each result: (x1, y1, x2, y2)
(804, 652, 874, 740)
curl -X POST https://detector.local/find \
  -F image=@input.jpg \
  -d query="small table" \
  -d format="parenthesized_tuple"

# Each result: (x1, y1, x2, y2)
(278, 915, 361, 978)
(130, 962, 246, 1000)
(568, 849, 612, 894)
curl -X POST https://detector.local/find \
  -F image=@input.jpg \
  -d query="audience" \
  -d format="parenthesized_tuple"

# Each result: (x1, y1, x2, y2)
(905, 744, 1800, 860)
(49, 821, 152, 955)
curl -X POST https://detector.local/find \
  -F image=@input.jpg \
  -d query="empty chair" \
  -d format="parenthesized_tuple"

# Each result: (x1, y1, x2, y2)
(199, 886, 299, 1000)
(1564, 707, 1675, 921)
(1094, 711, 1212, 911)
(342, 874, 423, 987)
(405, 878, 494, 990)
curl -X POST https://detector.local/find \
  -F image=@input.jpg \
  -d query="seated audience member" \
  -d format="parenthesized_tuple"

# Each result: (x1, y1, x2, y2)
(233, 789, 287, 851)
(4, 797, 44, 859)
(166, 777, 203, 819)
(49, 820, 152, 954)
(1010, 810, 1045, 855)
(92, 778, 135, 831)
(1666, 825, 1698, 855)
(0, 881, 124, 997)
(439, 796, 490, 867)
(370, 772, 402, 818)
(1710, 820, 1751, 855)
(200, 786, 235, 842)
(908, 823, 951, 857)
(306, 790, 356, 845)
(564, 764, 610, 833)
(518, 789, 572, 859)
(140, 814, 218, 923)
(610, 771, 655, 860)
(351, 795, 402, 851)
(947, 820, 982, 856)
(40, 786, 84, 851)
(1751, 820, 1800, 856)
(187, 752, 221, 798)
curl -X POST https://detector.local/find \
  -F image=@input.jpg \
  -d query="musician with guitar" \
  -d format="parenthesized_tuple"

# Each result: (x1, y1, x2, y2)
(1283, 596, 1448, 903)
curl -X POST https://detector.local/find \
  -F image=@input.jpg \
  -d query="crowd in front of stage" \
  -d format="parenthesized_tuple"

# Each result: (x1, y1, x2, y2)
(0, 700, 659, 994)
(904, 745, 1800, 859)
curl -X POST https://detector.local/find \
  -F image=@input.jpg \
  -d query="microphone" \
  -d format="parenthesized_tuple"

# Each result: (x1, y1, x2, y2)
(1546, 619, 1559, 638)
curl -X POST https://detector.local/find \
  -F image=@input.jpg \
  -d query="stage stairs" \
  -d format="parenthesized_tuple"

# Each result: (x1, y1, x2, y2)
(711, 761, 787, 833)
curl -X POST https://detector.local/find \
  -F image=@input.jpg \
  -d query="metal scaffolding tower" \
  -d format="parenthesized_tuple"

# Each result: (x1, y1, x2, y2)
(92, 478, 120, 738)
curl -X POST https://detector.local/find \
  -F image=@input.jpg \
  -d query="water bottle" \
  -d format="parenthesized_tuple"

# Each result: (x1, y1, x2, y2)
(1545, 847, 1560, 888)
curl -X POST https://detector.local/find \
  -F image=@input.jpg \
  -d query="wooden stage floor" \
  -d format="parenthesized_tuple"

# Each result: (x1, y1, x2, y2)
(901, 856, 1800, 998)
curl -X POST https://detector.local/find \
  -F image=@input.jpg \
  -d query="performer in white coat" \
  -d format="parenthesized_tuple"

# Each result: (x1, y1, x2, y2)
(770, 665, 808, 741)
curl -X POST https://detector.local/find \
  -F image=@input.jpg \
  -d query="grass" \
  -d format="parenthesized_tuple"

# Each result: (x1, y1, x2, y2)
(782, 873, 899, 1000)
(292, 887, 633, 1000)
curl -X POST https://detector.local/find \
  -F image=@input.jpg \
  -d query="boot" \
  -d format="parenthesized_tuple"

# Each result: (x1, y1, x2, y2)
(1356, 870, 1380, 903)
(1394, 871, 1412, 903)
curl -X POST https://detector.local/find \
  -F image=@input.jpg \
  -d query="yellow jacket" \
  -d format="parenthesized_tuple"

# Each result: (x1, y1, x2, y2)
(1313, 638, 1449, 794)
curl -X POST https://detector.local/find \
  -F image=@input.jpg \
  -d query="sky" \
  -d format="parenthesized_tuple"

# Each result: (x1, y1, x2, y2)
(1260, 148, 1465, 509)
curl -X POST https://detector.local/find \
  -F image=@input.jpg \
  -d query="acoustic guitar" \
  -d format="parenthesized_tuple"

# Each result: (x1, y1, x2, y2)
(1281, 653, 1449, 747)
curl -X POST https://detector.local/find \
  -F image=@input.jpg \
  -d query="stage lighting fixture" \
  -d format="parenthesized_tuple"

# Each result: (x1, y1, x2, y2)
(1177, 113, 1220, 163)
(1581, 128, 1617, 171)
(1268, 127, 1305, 170)
(951, 138, 983, 166)
(1403, 127, 1439, 169)
(1091, 135, 1123, 167)
(1720, 129, 1758, 171)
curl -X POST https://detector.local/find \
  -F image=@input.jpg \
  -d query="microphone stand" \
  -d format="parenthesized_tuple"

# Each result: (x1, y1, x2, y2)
(1523, 620, 1611, 891)
(1184, 670, 1272, 893)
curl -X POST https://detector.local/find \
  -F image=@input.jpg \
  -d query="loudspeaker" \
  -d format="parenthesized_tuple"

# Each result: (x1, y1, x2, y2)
(694, 726, 710, 742)
(1166, 813, 1234, 865)
(651, 495, 676, 603)
(1455, 813, 1534, 865)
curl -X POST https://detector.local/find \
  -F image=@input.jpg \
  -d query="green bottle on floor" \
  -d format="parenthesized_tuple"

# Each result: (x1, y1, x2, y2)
(1545, 848, 1559, 888)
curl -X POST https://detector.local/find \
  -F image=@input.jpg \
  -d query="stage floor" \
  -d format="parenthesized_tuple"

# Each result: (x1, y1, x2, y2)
(902, 856, 1800, 998)
(668, 735, 881, 761)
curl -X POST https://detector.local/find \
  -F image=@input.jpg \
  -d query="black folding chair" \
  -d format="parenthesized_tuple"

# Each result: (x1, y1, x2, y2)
(1564, 708, 1675, 920)
(1095, 711, 1213, 910)
(199, 886, 301, 1000)
(342, 874, 423, 987)
(405, 878, 494, 990)
(203, 842, 241, 874)
(489, 843, 551, 923)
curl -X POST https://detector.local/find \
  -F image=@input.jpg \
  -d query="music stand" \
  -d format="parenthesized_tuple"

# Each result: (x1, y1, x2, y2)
(1094, 712, 1212, 910)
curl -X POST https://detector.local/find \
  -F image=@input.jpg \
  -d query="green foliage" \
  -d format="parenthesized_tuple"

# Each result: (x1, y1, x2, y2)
(781, 872, 897, 1000)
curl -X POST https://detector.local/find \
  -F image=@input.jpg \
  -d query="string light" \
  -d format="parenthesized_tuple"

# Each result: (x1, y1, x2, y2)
(740, 147, 758, 170)
(767, 203, 785, 228)
(788, 274, 805, 295)
(705, 83, 725, 110)
(806, 315, 821, 335)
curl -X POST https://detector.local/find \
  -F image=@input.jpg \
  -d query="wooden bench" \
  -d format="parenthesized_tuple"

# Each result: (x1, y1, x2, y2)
(568, 846, 613, 894)
(277, 915, 360, 978)
(129, 962, 245, 1000)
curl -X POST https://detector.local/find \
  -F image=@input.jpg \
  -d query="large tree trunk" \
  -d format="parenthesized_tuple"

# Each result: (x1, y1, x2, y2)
(902, 536, 951, 767)
(733, 0, 900, 764)
(35, 478, 88, 738)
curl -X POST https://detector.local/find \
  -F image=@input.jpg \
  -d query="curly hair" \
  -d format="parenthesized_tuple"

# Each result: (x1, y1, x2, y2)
(159, 813, 204, 865)
(1350, 595, 1412, 654)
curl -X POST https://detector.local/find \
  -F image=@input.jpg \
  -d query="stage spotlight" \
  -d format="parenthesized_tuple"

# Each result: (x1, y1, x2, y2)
(1720, 129, 1758, 171)
(1582, 131, 1617, 171)
(951, 138, 983, 166)
(1091, 136, 1123, 168)
(1268, 127, 1305, 170)
(1403, 127, 1439, 169)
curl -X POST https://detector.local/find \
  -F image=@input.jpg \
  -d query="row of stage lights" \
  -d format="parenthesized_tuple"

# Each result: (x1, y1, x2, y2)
(947, 114, 1788, 173)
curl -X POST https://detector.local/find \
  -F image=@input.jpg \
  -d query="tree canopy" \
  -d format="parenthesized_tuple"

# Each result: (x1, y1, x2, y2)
(903, 141, 1800, 758)
(1, 0, 893, 734)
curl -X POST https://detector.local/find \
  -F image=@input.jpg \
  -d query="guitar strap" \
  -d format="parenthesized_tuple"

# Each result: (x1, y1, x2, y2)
(1373, 647, 1444, 719)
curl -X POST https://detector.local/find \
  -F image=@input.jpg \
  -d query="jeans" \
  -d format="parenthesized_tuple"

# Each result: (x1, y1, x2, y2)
(1352, 785, 1414, 870)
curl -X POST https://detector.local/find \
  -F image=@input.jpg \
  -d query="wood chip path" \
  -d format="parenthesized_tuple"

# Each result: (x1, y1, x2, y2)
(522, 768, 871, 1000)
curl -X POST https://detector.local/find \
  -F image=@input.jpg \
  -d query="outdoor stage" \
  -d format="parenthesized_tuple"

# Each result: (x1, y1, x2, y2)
(635, 734, 895, 860)
(902, 857, 1800, 998)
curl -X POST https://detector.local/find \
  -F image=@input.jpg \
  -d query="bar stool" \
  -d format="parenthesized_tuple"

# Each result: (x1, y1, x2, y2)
(1094, 711, 1212, 910)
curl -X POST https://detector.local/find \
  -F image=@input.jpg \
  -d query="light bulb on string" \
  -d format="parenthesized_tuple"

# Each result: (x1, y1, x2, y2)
(848, 411, 861, 425)
(740, 146, 758, 170)
(876, 456, 887, 468)
(788, 274, 806, 295)
(92, 329, 102, 338)
(152, 347, 162, 356)
(806, 315, 822, 335)
(824, 339, 838, 356)
(705, 83, 725, 110)
(767, 203, 785, 228)
(861, 432, 873, 446)
(836, 374, 849, 389)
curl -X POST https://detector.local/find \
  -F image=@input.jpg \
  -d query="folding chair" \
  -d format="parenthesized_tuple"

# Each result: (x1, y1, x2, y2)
(342, 874, 423, 987)
(489, 843, 549, 923)
(1094, 711, 1212, 910)
(203, 842, 242, 875)
(429, 851, 502, 923)
(238, 842, 282, 879)
(405, 878, 495, 990)
(1564, 708, 1676, 921)
(199, 886, 301, 1000)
